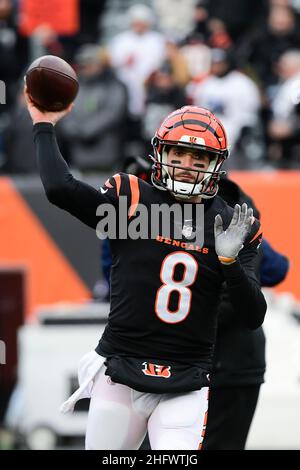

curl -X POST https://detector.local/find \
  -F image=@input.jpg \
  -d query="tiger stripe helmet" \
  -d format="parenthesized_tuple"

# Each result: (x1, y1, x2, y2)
(151, 106, 229, 199)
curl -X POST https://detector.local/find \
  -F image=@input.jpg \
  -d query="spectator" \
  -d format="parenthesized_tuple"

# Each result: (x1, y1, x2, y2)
(268, 50, 300, 168)
(21, 0, 108, 65)
(59, 44, 128, 172)
(184, 1, 232, 49)
(108, 3, 166, 145)
(29, 25, 66, 63)
(180, 41, 211, 90)
(164, 40, 190, 88)
(2, 88, 36, 173)
(207, 18, 233, 50)
(182, 2, 232, 105)
(181, 1, 232, 91)
(153, 0, 197, 41)
(0, 0, 29, 107)
(207, 0, 268, 43)
(238, 5, 300, 89)
(0, 0, 29, 169)
(192, 48, 262, 167)
(2, 86, 70, 174)
(142, 61, 187, 154)
(78, 0, 107, 46)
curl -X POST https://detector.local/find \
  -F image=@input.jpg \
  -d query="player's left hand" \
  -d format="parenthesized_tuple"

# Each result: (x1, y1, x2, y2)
(214, 203, 253, 261)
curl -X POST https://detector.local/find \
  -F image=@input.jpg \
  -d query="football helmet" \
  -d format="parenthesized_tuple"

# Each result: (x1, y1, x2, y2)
(151, 106, 229, 199)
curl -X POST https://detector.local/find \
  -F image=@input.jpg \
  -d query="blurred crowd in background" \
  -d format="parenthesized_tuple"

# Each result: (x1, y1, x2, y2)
(2, 0, 300, 173)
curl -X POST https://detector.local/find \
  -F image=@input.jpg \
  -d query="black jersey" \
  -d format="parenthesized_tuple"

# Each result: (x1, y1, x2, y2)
(33, 123, 266, 370)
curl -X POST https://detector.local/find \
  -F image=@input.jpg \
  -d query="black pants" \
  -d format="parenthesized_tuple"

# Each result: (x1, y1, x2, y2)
(202, 385, 261, 450)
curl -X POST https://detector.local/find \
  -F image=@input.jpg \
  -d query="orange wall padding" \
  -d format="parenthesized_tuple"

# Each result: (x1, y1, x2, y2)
(0, 172, 299, 320)
(19, 0, 79, 36)
(231, 171, 299, 299)
(0, 178, 90, 319)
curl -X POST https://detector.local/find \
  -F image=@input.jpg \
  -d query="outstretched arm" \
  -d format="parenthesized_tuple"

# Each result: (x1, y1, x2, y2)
(25, 87, 108, 229)
(214, 203, 267, 329)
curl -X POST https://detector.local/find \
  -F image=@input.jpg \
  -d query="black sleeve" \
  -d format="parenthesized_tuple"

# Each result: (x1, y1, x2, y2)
(33, 122, 117, 229)
(220, 221, 266, 330)
(217, 243, 262, 329)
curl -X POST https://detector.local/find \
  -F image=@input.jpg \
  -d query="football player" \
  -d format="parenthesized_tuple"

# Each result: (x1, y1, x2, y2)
(101, 161, 284, 451)
(25, 90, 266, 450)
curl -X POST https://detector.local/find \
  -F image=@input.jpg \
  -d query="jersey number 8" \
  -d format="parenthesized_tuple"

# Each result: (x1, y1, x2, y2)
(155, 252, 198, 324)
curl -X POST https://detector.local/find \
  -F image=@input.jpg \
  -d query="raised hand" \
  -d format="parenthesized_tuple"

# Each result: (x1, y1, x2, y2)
(214, 203, 253, 261)
(24, 85, 73, 126)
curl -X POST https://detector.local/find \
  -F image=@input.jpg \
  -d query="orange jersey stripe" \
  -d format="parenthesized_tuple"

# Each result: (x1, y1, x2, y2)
(112, 174, 121, 196)
(250, 228, 263, 244)
(128, 174, 140, 218)
(198, 406, 209, 450)
(203, 410, 208, 426)
(104, 179, 114, 189)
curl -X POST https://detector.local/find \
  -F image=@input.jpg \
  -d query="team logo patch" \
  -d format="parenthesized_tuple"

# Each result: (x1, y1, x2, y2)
(142, 362, 171, 378)
(179, 135, 206, 146)
(182, 221, 194, 239)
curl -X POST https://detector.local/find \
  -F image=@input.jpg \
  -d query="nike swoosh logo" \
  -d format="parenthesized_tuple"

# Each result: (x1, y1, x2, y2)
(100, 187, 108, 194)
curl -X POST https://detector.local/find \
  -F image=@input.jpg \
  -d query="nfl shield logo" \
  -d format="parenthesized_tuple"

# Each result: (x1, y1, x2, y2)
(182, 224, 193, 239)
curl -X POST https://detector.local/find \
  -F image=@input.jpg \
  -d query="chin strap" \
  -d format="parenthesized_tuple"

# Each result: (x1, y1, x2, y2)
(218, 256, 237, 265)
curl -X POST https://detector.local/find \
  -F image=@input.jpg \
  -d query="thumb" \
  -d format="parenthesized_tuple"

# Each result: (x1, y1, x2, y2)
(214, 214, 223, 237)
